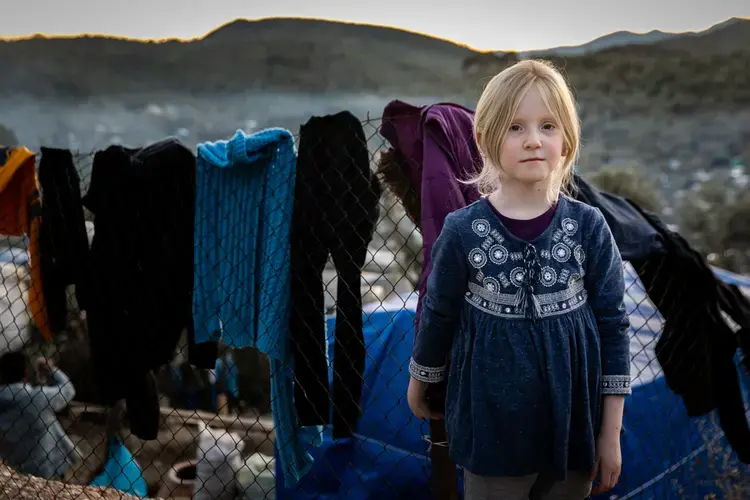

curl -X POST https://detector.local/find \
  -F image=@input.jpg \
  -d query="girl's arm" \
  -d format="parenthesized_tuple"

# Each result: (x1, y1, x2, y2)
(601, 394, 625, 434)
(585, 209, 631, 492)
(409, 213, 468, 385)
(584, 209, 632, 399)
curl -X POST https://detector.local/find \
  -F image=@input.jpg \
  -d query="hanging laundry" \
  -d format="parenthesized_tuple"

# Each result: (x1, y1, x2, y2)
(82, 137, 216, 441)
(0, 146, 52, 340)
(379, 100, 483, 333)
(627, 202, 750, 463)
(570, 173, 665, 261)
(378, 100, 480, 500)
(291, 111, 381, 439)
(38, 147, 91, 334)
(192, 128, 311, 487)
(565, 174, 750, 461)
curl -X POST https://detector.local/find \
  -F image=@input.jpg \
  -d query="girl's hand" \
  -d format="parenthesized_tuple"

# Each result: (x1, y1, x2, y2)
(590, 429, 622, 495)
(407, 377, 443, 420)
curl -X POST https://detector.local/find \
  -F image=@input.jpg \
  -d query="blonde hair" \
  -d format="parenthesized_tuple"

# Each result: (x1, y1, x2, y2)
(469, 59, 581, 202)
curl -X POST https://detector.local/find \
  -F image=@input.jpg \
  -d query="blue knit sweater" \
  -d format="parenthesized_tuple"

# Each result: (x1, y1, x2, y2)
(194, 128, 295, 355)
(410, 195, 631, 480)
(194, 128, 313, 486)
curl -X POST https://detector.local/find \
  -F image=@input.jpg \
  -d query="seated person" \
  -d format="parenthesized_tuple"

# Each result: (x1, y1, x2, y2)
(0, 352, 78, 480)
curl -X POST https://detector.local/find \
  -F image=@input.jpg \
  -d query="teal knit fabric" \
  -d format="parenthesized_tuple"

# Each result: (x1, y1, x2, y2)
(194, 128, 314, 486)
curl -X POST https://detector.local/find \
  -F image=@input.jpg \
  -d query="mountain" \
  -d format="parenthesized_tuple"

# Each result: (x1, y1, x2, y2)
(515, 17, 749, 57)
(0, 16, 748, 103)
(0, 18, 475, 99)
(653, 17, 750, 54)
(520, 30, 679, 57)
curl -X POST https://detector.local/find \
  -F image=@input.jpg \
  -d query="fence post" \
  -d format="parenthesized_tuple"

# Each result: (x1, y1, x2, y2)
(430, 418, 459, 500)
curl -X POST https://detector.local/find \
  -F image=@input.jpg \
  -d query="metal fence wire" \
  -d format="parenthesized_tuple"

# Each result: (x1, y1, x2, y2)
(0, 115, 748, 500)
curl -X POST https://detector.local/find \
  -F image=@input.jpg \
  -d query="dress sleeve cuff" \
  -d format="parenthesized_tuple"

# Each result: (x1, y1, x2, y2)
(602, 374, 632, 395)
(409, 358, 446, 383)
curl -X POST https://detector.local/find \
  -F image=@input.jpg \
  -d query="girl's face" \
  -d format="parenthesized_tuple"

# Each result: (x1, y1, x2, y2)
(497, 84, 565, 188)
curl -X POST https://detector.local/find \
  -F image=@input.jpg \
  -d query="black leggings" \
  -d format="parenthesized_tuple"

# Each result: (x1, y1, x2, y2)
(291, 111, 380, 438)
(38, 147, 91, 334)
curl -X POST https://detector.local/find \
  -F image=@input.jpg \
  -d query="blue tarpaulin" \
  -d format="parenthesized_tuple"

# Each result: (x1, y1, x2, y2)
(277, 266, 750, 499)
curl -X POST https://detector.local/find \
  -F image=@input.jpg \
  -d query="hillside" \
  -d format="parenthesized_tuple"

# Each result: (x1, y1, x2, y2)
(519, 17, 748, 57)
(0, 16, 748, 113)
(0, 18, 475, 99)
(653, 17, 750, 55)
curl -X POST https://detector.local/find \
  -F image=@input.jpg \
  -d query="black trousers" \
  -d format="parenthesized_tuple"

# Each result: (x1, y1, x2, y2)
(38, 147, 91, 334)
(291, 111, 380, 438)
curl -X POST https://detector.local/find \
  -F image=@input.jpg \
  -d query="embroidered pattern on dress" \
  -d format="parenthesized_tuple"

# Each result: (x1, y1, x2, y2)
(509, 267, 526, 287)
(465, 280, 587, 319)
(464, 215, 589, 320)
(558, 268, 571, 285)
(552, 243, 571, 263)
(498, 272, 512, 288)
(490, 229, 505, 242)
(483, 276, 501, 293)
(574, 245, 586, 265)
(540, 266, 557, 287)
(480, 236, 493, 251)
(472, 219, 491, 237)
(489, 244, 509, 265)
(562, 218, 578, 236)
(409, 358, 446, 383)
(602, 374, 631, 395)
(469, 248, 487, 268)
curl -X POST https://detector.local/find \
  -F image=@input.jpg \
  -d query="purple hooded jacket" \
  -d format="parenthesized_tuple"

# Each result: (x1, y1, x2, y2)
(380, 100, 482, 330)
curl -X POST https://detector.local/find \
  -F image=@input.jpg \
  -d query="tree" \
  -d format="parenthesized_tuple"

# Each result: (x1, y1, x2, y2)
(0, 123, 19, 147)
(586, 166, 662, 213)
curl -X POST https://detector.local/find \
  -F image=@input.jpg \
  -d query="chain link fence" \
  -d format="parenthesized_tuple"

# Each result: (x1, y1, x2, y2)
(0, 115, 749, 500)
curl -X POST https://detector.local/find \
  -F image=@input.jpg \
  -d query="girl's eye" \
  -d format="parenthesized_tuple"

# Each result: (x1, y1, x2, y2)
(543, 123, 556, 130)
(509, 124, 522, 132)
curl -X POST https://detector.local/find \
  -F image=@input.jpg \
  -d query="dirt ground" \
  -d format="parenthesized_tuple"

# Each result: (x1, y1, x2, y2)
(60, 407, 275, 498)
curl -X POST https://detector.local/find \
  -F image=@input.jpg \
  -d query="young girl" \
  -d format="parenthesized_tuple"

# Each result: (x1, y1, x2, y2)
(407, 59, 631, 499)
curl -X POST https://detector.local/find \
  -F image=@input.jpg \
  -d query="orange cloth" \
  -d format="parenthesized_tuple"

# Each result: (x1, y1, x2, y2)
(0, 146, 52, 340)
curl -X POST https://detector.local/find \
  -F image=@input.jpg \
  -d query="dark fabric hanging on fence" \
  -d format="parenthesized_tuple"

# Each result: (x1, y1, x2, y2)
(569, 173, 666, 261)
(627, 202, 750, 463)
(38, 147, 91, 334)
(290, 111, 381, 439)
(82, 137, 217, 440)
(379, 99, 483, 334)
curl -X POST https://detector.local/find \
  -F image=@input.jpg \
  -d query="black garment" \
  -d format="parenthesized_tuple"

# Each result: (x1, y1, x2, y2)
(628, 202, 750, 463)
(81, 138, 217, 440)
(38, 147, 91, 334)
(570, 173, 665, 261)
(720, 284, 750, 371)
(290, 111, 381, 438)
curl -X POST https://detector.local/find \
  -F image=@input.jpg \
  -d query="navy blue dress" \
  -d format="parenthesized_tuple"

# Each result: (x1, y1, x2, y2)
(409, 195, 631, 481)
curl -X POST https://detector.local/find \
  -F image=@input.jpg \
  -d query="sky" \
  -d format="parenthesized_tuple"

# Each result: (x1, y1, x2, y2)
(2, 0, 749, 52)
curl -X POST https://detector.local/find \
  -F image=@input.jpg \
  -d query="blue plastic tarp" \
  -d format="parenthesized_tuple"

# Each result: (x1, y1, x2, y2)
(277, 267, 750, 499)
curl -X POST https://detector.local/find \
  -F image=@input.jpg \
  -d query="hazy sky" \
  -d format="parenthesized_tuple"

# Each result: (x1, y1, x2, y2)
(3, 0, 749, 51)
